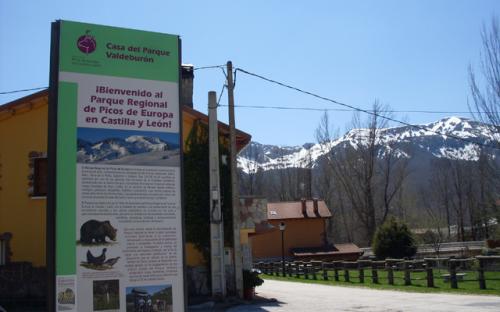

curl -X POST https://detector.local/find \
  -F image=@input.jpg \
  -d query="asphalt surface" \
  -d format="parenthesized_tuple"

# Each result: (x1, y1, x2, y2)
(227, 279, 500, 312)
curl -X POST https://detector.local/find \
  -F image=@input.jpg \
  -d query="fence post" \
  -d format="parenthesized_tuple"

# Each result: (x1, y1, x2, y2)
(387, 263, 394, 285)
(323, 262, 328, 281)
(304, 262, 309, 279)
(344, 263, 350, 282)
(372, 262, 379, 284)
(425, 259, 434, 288)
(334, 262, 340, 281)
(478, 257, 486, 290)
(449, 260, 458, 289)
(404, 261, 411, 286)
(312, 263, 317, 280)
(295, 262, 301, 278)
(358, 262, 365, 283)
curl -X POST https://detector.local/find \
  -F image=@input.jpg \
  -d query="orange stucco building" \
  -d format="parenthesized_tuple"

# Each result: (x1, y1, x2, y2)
(0, 92, 48, 266)
(251, 199, 331, 260)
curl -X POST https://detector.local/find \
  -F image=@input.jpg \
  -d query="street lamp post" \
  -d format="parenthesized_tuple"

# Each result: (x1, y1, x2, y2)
(279, 222, 286, 277)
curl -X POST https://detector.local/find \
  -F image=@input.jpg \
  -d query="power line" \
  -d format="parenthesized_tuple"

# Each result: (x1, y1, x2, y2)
(0, 87, 47, 95)
(0, 84, 489, 114)
(217, 84, 226, 106)
(193, 64, 225, 71)
(219, 104, 487, 114)
(0, 84, 487, 114)
(235, 67, 500, 151)
(0, 83, 493, 115)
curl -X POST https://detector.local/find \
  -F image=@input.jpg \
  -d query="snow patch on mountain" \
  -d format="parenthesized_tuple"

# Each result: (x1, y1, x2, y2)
(437, 144, 481, 161)
(238, 116, 499, 174)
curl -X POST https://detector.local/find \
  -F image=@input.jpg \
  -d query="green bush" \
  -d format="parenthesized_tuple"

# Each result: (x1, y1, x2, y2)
(372, 217, 417, 259)
(243, 269, 264, 289)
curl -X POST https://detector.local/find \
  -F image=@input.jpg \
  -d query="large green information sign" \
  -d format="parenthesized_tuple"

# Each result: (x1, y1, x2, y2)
(49, 20, 184, 312)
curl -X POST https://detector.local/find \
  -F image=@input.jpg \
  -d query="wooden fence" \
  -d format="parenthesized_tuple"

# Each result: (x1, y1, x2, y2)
(254, 256, 500, 290)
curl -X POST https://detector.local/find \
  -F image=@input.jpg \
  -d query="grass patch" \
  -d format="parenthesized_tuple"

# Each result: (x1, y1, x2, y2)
(262, 269, 500, 296)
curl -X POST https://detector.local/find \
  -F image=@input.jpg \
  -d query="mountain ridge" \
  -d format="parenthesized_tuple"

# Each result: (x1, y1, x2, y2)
(238, 116, 500, 173)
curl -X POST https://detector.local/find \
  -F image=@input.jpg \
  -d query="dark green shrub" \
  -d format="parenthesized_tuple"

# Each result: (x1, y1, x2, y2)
(243, 269, 264, 289)
(372, 217, 417, 259)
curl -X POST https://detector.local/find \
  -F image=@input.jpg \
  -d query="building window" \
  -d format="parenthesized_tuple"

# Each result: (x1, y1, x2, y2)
(33, 158, 47, 196)
(28, 151, 47, 197)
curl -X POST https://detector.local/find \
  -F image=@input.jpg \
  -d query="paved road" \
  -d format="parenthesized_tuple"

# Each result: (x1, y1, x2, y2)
(227, 280, 500, 312)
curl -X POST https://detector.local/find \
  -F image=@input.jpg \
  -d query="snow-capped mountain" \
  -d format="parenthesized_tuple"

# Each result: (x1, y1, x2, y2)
(238, 117, 500, 173)
(77, 135, 170, 163)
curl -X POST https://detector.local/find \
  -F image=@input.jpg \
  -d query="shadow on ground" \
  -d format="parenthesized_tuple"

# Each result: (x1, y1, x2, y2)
(188, 296, 284, 312)
(225, 297, 284, 312)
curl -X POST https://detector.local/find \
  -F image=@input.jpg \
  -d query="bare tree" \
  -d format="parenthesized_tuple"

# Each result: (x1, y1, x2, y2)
(314, 112, 336, 206)
(379, 142, 410, 223)
(315, 102, 409, 245)
(420, 187, 446, 257)
(302, 147, 314, 199)
(274, 148, 289, 201)
(469, 16, 500, 130)
(469, 148, 499, 239)
(427, 151, 499, 243)
(239, 143, 264, 196)
(429, 159, 453, 239)
(333, 105, 385, 243)
(476, 149, 499, 238)
(314, 112, 353, 242)
(448, 159, 468, 241)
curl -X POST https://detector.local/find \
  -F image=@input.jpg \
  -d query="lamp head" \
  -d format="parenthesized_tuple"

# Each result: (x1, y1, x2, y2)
(279, 221, 286, 231)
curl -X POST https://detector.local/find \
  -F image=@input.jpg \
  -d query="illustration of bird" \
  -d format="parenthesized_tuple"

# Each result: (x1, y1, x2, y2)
(87, 248, 107, 265)
(103, 257, 120, 267)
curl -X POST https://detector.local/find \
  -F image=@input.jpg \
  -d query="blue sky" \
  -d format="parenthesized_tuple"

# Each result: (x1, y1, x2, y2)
(1, 1, 499, 145)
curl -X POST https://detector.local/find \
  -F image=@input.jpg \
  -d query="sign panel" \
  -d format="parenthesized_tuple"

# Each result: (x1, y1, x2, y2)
(50, 20, 184, 312)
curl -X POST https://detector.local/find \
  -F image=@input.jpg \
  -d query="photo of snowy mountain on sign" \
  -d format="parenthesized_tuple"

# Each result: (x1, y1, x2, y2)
(77, 128, 180, 166)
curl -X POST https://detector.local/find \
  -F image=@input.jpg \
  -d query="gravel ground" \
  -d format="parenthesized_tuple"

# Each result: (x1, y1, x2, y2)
(227, 279, 500, 312)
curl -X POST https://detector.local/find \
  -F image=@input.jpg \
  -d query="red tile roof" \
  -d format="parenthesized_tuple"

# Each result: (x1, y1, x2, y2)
(291, 243, 362, 257)
(334, 243, 363, 254)
(267, 200, 332, 220)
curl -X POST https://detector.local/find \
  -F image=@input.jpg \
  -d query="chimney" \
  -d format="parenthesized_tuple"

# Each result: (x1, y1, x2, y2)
(181, 64, 194, 107)
(313, 198, 319, 216)
(301, 198, 307, 217)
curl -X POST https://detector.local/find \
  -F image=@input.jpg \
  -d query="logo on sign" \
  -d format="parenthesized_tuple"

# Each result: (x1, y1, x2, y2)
(77, 30, 96, 54)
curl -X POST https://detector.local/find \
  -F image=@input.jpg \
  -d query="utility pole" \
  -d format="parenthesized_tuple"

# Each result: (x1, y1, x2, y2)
(227, 61, 243, 298)
(208, 91, 226, 298)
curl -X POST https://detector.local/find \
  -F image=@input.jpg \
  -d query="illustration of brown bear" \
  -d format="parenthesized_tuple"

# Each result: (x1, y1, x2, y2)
(80, 220, 117, 244)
